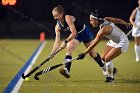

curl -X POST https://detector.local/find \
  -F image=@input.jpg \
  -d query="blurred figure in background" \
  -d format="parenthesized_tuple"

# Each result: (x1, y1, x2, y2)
(129, 0, 140, 62)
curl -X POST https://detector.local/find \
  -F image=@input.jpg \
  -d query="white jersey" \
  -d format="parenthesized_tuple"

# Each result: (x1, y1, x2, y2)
(134, 8, 140, 24)
(100, 20, 129, 52)
(132, 7, 140, 37)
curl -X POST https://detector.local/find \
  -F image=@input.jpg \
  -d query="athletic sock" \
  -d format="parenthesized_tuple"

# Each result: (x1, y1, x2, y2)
(106, 61, 114, 78)
(93, 53, 106, 71)
(101, 62, 106, 71)
(134, 45, 140, 61)
(65, 55, 72, 72)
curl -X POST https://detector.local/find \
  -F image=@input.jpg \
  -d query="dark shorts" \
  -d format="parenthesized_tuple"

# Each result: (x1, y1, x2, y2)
(75, 26, 93, 43)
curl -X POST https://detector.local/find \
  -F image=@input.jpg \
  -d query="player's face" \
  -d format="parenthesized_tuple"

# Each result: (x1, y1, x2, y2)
(52, 11, 63, 21)
(90, 16, 98, 27)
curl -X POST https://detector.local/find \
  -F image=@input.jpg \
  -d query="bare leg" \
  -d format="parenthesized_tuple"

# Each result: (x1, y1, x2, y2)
(65, 39, 80, 72)
(104, 47, 121, 62)
(103, 46, 121, 82)
(59, 39, 80, 78)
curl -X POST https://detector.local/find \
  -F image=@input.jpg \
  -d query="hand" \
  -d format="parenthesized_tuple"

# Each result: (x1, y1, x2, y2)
(77, 53, 85, 60)
(49, 53, 54, 58)
(60, 40, 67, 50)
(126, 23, 132, 29)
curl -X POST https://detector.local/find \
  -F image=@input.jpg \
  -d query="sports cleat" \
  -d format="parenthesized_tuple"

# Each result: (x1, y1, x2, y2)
(105, 77, 114, 83)
(103, 67, 118, 77)
(113, 67, 118, 76)
(59, 68, 70, 78)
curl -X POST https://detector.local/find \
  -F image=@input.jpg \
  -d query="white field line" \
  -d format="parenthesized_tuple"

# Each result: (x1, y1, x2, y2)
(27, 83, 139, 87)
(11, 41, 46, 93)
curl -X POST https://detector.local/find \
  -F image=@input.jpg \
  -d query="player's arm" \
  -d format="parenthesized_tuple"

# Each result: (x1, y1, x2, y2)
(129, 9, 137, 26)
(77, 25, 112, 60)
(50, 24, 61, 55)
(60, 15, 77, 49)
(84, 26, 112, 55)
(105, 17, 130, 26)
(65, 15, 77, 42)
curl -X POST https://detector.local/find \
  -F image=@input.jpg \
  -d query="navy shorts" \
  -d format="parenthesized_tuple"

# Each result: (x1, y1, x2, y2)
(75, 26, 93, 43)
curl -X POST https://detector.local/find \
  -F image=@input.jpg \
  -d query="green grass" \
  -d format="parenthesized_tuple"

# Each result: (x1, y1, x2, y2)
(0, 39, 140, 93)
(0, 39, 40, 93)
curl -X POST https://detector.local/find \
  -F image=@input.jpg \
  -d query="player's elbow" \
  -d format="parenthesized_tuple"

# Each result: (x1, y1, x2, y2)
(71, 32, 77, 36)
(129, 17, 134, 24)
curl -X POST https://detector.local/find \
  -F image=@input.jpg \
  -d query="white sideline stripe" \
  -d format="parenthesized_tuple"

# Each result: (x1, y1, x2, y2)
(25, 84, 118, 87)
(11, 41, 46, 93)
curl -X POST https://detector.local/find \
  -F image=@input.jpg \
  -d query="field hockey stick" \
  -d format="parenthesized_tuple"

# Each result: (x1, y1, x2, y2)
(21, 49, 61, 79)
(126, 29, 132, 36)
(34, 57, 78, 80)
(126, 24, 140, 37)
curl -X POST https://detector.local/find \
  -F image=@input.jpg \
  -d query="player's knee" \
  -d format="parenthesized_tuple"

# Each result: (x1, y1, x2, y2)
(101, 56, 105, 62)
(104, 57, 111, 62)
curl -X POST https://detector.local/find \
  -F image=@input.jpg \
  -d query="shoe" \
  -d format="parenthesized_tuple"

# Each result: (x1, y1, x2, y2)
(105, 77, 114, 83)
(113, 67, 118, 76)
(103, 67, 118, 77)
(59, 68, 70, 78)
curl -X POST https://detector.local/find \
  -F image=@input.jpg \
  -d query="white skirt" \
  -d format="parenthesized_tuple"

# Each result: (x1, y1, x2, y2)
(132, 23, 140, 37)
(106, 38, 129, 53)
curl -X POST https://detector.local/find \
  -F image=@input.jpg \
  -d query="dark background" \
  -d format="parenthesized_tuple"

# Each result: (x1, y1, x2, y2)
(0, 0, 138, 39)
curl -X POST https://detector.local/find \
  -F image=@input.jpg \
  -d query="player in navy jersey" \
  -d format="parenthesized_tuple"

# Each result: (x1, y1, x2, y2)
(49, 5, 107, 78)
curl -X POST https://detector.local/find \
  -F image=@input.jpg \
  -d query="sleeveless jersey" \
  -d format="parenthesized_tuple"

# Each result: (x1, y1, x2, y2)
(100, 20, 127, 43)
(135, 7, 140, 25)
(57, 15, 85, 33)
(132, 7, 140, 37)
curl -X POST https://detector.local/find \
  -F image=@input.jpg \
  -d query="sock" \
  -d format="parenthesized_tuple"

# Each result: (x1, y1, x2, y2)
(93, 53, 106, 71)
(65, 55, 72, 72)
(101, 61, 106, 71)
(134, 45, 140, 61)
(106, 61, 114, 78)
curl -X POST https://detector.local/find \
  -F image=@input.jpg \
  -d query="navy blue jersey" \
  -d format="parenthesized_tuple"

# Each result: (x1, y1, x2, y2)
(57, 15, 93, 43)
(57, 15, 84, 32)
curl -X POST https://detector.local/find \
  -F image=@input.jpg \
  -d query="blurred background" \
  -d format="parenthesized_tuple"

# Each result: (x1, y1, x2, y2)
(0, 0, 138, 39)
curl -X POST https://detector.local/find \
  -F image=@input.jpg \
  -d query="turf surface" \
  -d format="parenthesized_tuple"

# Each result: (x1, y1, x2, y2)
(0, 39, 140, 93)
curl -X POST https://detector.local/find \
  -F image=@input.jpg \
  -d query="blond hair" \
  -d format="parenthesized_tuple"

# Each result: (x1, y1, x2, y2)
(52, 5, 64, 13)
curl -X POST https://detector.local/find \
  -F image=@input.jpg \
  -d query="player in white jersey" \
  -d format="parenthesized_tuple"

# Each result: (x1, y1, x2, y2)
(129, 0, 140, 62)
(77, 10, 129, 82)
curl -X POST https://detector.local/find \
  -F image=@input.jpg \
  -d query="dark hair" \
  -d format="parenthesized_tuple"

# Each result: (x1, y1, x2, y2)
(90, 9, 104, 20)
(52, 5, 64, 13)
